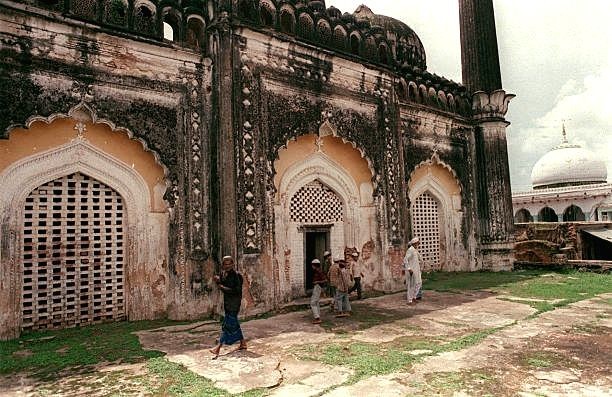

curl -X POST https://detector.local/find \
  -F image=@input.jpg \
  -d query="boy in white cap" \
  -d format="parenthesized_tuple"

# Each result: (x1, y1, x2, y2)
(348, 250, 364, 299)
(310, 259, 327, 324)
(403, 238, 422, 304)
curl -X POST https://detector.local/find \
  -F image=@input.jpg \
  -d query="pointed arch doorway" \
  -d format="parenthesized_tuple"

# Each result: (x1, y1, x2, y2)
(274, 133, 376, 300)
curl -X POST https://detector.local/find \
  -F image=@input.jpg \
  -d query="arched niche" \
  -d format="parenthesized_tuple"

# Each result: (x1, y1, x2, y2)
(0, 134, 169, 339)
(563, 205, 585, 222)
(515, 208, 533, 223)
(538, 207, 558, 222)
(273, 133, 376, 300)
(408, 157, 464, 271)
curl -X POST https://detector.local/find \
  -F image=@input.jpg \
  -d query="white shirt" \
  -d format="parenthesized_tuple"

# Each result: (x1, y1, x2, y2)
(402, 246, 422, 284)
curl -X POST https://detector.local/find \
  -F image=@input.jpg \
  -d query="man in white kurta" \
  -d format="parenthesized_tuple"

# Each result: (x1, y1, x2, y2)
(403, 237, 422, 303)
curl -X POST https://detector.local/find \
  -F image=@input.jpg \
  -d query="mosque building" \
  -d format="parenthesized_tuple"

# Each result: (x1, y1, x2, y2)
(512, 125, 612, 223)
(0, 0, 515, 339)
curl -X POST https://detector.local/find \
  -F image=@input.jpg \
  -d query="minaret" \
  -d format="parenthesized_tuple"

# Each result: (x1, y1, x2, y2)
(459, 0, 515, 269)
(458, 0, 502, 92)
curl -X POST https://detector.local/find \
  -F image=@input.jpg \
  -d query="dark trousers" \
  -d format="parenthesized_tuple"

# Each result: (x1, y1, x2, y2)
(348, 277, 362, 299)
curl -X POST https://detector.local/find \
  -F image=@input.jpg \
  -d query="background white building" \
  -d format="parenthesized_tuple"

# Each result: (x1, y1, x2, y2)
(512, 126, 612, 222)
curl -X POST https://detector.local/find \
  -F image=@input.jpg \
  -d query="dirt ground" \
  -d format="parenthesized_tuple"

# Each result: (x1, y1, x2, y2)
(2, 290, 611, 396)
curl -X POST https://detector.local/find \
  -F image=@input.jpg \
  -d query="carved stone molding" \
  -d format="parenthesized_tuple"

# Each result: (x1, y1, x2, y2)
(183, 71, 208, 258)
(472, 89, 514, 121)
(238, 51, 262, 253)
(377, 87, 403, 243)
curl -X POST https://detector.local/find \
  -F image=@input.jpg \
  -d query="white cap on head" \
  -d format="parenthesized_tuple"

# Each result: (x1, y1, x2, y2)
(222, 255, 233, 261)
(311, 259, 321, 264)
(351, 252, 359, 257)
(334, 256, 344, 262)
(408, 237, 419, 246)
(323, 251, 331, 257)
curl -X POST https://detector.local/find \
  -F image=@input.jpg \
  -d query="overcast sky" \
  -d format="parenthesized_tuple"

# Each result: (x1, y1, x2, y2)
(327, 0, 612, 192)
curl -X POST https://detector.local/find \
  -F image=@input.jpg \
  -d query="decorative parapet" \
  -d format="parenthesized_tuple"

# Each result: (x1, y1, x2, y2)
(472, 89, 514, 121)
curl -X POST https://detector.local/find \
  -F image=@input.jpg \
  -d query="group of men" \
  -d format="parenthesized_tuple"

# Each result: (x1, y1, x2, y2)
(309, 249, 365, 323)
(210, 237, 422, 357)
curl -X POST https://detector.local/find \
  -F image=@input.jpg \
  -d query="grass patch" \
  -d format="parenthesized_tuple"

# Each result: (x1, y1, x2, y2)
(497, 271, 611, 302)
(294, 326, 506, 383)
(425, 270, 612, 313)
(522, 351, 563, 368)
(0, 320, 187, 379)
(426, 371, 466, 390)
(421, 370, 497, 396)
(422, 270, 543, 292)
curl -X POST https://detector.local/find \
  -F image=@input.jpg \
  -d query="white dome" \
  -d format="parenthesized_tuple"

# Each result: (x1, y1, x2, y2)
(531, 142, 607, 189)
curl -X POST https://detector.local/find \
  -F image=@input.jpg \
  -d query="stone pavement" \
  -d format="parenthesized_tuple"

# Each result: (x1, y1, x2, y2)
(137, 291, 612, 396)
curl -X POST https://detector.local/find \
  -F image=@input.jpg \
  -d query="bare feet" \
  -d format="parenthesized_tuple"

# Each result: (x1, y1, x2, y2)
(210, 347, 220, 359)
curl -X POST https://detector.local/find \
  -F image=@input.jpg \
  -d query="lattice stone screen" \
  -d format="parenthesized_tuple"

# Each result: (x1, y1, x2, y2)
(411, 192, 441, 269)
(290, 180, 344, 223)
(21, 173, 126, 331)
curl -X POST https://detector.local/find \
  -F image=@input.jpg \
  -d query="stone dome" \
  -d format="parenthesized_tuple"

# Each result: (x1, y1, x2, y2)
(531, 131, 607, 190)
(353, 5, 426, 70)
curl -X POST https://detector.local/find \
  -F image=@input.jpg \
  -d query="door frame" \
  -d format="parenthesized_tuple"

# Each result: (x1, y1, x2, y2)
(301, 224, 331, 293)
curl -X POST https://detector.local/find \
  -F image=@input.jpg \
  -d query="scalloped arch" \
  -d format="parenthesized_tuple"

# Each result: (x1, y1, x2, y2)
(5, 102, 170, 179)
(273, 124, 378, 192)
(408, 152, 463, 195)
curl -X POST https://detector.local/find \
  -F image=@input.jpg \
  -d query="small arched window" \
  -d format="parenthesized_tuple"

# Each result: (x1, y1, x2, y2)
(163, 11, 181, 41)
(260, 5, 275, 27)
(350, 34, 360, 55)
(163, 22, 174, 41)
(134, 3, 156, 36)
(186, 17, 205, 50)
(105, 0, 128, 26)
(317, 20, 332, 44)
(298, 14, 314, 39)
(333, 26, 347, 50)
(379, 44, 389, 64)
(280, 10, 295, 34)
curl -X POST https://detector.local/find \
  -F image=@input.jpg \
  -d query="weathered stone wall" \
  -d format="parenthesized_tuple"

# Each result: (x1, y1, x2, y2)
(0, 2, 214, 337)
(514, 222, 612, 263)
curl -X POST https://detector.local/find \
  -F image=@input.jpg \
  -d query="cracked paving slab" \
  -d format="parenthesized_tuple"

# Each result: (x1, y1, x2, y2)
(134, 292, 610, 396)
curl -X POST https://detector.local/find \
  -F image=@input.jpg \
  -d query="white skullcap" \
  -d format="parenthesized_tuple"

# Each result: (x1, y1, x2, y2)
(222, 255, 233, 261)
(408, 237, 420, 246)
(311, 259, 321, 264)
(323, 251, 331, 257)
(351, 252, 359, 257)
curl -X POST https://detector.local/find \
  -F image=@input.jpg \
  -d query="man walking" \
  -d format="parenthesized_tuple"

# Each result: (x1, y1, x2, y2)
(210, 256, 247, 358)
(403, 238, 422, 304)
(327, 252, 339, 312)
(310, 259, 327, 324)
(348, 251, 364, 299)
